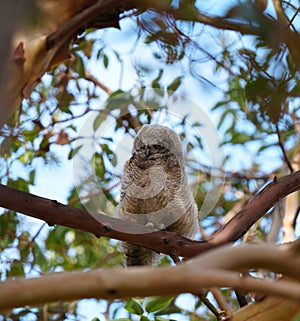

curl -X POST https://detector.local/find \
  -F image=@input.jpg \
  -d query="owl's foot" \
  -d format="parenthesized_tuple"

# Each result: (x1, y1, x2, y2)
(145, 222, 166, 230)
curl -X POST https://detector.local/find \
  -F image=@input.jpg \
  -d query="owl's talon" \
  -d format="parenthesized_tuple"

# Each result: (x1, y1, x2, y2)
(146, 222, 155, 228)
(158, 223, 166, 230)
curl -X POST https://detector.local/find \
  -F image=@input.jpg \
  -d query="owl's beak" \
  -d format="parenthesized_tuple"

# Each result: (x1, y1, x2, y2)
(145, 145, 152, 158)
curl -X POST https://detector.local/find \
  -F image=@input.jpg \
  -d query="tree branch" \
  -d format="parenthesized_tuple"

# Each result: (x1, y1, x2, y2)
(174, 10, 261, 35)
(0, 243, 299, 312)
(46, 0, 138, 50)
(84, 70, 113, 95)
(0, 171, 300, 258)
(167, 4, 300, 65)
(275, 123, 294, 173)
(231, 296, 300, 321)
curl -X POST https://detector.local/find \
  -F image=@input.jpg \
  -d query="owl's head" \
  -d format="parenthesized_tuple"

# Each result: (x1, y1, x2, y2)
(133, 124, 184, 161)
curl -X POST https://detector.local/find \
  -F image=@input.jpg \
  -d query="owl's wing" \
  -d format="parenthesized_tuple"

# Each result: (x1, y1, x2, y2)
(119, 159, 133, 202)
(114, 159, 131, 219)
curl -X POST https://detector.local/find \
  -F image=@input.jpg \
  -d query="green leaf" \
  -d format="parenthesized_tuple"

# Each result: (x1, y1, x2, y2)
(92, 152, 105, 178)
(0, 212, 19, 248)
(71, 39, 88, 53)
(257, 144, 273, 154)
(73, 54, 86, 78)
(217, 109, 235, 129)
(18, 231, 30, 260)
(145, 296, 174, 313)
(29, 170, 36, 185)
(141, 316, 151, 321)
(212, 100, 227, 111)
(152, 69, 164, 96)
(155, 304, 181, 316)
(33, 243, 50, 272)
(11, 137, 22, 153)
(105, 90, 132, 111)
(109, 89, 124, 98)
(58, 92, 75, 115)
(68, 145, 83, 160)
(101, 143, 112, 155)
(245, 76, 268, 103)
(167, 76, 182, 93)
(46, 226, 69, 250)
(155, 317, 172, 321)
(100, 143, 117, 166)
(228, 77, 245, 106)
(7, 178, 29, 192)
(124, 298, 144, 315)
(7, 260, 25, 277)
(230, 132, 252, 144)
(101, 136, 114, 142)
(103, 54, 109, 68)
(93, 112, 107, 131)
(67, 187, 80, 204)
(40, 136, 50, 151)
(109, 152, 117, 167)
(22, 126, 40, 142)
(19, 150, 34, 165)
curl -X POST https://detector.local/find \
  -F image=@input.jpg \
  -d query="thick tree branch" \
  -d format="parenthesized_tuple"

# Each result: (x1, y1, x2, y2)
(4, 0, 139, 120)
(231, 296, 300, 321)
(46, 0, 138, 50)
(1, 171, 300, 258)
(0, 243, 299, 312)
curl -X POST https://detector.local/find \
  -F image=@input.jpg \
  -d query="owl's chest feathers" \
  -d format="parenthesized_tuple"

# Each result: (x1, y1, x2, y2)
(120, 158, 185, 215)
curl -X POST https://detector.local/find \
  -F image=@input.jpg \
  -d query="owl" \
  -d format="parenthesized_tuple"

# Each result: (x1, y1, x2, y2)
(116, 124, 199, 266)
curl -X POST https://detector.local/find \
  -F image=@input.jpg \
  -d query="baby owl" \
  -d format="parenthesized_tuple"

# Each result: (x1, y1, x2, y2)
(117, 124, 199, 266)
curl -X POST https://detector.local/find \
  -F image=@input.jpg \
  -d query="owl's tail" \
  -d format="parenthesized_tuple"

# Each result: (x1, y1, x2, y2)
(121, 242, 161, 266)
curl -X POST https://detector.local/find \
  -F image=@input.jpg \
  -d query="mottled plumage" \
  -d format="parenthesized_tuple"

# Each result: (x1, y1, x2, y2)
(117, 124, 199, 266)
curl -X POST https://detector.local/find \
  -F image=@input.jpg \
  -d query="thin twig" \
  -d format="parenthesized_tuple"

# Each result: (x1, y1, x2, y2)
(30, 222, 47, 244)
(85, 70, 113, 95)
(275, 123, 294, 173)
(210, 287, 232, 317)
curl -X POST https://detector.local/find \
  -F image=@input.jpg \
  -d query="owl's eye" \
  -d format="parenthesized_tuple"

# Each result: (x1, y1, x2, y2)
(134, 137, 146, 151)
(152, 144, 165, 150)
(138, 143, 146, 150)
